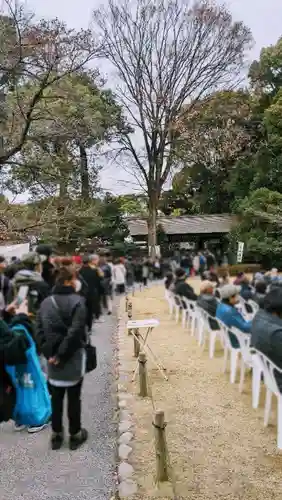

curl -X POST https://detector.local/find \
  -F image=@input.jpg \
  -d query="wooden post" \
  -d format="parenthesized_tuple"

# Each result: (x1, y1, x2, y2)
(138, 351, 148, 397)
(128, 301, 132, 319)
(128, 301, 133, 335)
(153, 410, 169, 483)
(133, 328, 140, 357)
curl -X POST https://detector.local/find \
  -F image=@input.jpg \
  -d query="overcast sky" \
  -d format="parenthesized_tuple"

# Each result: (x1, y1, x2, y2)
(12, 0, 282, 199)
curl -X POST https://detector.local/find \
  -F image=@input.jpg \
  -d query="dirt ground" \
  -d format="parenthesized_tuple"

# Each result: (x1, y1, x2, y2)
(118, 279, 282, 500)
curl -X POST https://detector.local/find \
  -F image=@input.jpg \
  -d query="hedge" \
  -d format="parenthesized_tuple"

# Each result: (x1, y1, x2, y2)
(218, 264, 262, 276)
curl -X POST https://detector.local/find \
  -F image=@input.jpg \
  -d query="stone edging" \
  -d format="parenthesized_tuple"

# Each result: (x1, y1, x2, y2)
(116, 313, 138, 498)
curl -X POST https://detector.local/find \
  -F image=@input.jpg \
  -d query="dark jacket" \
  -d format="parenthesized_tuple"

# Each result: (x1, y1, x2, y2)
(240, 284, 254, 302)
(174, 279, 197, 301)
(79, 265, 104, 300)
(42, 259, 56, 289)
(0, 314, 31, 423)
(197, 294, 218, 329)
(251, 309, 282, 389)
(36, 285, 87, 382)
(0, 273, 10, 305)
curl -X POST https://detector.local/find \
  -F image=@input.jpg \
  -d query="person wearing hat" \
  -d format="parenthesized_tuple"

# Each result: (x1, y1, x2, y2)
(173, 268, 197, 301)
(251, 287, 282, 390)
(197, 281, 218, 324)
(216, 284, 252, 348)
(10, 252, 50, 320)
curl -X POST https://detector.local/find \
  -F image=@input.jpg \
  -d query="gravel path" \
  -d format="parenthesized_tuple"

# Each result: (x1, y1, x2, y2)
(0, 311, 117, 500)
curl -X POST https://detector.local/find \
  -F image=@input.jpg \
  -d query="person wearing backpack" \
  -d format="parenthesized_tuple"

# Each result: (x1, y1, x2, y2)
(10, 253, 50, 321)
(36, 264, 88, 451)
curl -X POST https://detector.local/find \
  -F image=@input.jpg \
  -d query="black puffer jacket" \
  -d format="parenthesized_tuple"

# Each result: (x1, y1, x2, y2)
(0, 314, 31, 423)
(36, 285, 87, 365)
(174, 279, 197, 301)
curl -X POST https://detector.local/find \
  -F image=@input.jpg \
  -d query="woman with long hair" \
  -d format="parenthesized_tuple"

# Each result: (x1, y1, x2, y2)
(36, 264, 88, 451)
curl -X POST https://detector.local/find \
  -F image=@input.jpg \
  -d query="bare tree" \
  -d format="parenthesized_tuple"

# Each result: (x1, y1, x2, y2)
(0, 0, 98, 167)
(93, 0, 252, 255)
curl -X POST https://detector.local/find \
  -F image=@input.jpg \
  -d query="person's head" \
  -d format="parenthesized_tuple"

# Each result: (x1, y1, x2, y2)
(36, 244, 52, 262)
(55, 264, 77, 289)
(220, 284, 241, 306)
(175, 268, 186, 280)
(264, 287, 282, 318)
(0, 256, 6, 272)
(271, 268, 278, 276)
(89, 254, 99, 267)
(21, 252, 43, 274)
(82, 254, 90, 266)
(200, 280, 215, 296)
(255, 281, 267, 295)
(11, 256, 17, 263)
(99, 255, 106, 266)
(165, 272, 174, 283)
(241, 276, 250, 286)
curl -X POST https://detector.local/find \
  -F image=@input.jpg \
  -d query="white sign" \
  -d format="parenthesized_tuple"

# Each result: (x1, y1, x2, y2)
(237, 241, 244, 263)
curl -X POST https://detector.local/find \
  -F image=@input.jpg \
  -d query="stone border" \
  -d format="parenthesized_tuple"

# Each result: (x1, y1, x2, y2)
(116, 312, 138, 498)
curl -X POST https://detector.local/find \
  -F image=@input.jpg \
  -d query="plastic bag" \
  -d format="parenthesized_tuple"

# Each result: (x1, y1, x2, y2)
(5, 327, 51, 426)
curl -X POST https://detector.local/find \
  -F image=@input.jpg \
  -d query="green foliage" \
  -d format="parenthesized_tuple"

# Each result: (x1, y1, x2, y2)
(230, 188, 282, 265)
(89, 193, 129, 245)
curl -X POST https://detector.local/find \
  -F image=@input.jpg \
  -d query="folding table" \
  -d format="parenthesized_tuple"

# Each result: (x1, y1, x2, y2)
(126, 319, 168, 381)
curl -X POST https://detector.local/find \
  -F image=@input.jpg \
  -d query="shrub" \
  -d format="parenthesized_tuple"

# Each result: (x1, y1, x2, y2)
(218, 264, 262, 276)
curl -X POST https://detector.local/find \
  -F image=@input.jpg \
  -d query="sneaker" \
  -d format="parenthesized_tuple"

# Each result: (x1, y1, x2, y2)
(69, 428, 88, 450)
(14, 423, 26, 432)
(51, 432, 64, 450)
(27, 423, 49, 434)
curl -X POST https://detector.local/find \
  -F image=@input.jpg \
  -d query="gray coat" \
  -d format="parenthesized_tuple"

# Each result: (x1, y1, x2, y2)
(36, 285, 87, 382)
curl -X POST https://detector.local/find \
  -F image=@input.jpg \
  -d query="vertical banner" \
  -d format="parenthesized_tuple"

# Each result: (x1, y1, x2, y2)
(237, 241, 244, 263)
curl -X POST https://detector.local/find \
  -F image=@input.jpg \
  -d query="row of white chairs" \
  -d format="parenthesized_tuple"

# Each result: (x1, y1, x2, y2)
(165, 288, 282, 449)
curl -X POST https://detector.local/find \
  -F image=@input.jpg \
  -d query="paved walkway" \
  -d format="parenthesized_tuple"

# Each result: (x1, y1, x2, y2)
(0, 312, 117, 500)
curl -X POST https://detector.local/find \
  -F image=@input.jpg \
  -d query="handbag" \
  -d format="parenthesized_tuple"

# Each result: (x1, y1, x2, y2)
(50, 296, 97, 374)
(5, 326, 51, 426)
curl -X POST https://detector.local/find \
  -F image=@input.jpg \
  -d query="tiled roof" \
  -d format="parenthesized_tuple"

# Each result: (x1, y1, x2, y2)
(127, 214, 234, 236)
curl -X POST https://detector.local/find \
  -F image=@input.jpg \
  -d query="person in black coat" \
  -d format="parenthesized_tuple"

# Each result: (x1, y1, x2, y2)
(79, 254, 104, 330)
(0, 302, 31, 424)
(173, 268, 198, 301)
(253, 281, 267, 309)
(36, 244, 56, 289)
(36, 264, 88, 451)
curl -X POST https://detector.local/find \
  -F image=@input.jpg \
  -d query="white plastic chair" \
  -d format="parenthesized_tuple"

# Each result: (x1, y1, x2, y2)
(248, 299, 259, 315)
(216, 319, 241, 384)
(173, 294, 182, 323)
(181, 297, 197, 335)
(165, 289, 174, 318)
(200, 311, 225, 359)
(230, 327, 262, 400)
(252, 350, 282, 449)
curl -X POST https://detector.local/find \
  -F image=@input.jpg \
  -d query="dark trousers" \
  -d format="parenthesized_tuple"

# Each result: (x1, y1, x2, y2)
(50, 380, 83, 435)
(116, 284, 125, 294)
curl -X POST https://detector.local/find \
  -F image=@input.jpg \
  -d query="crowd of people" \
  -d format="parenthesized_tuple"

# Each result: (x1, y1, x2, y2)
(1, 247, 164, 450)
(166, 263, 282, 387)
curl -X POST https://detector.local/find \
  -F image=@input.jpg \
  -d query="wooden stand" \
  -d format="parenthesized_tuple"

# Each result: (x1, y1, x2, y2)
(133, 328, 140, 357)
(153, 410, 169, 482)
(138, 352, 148, 397)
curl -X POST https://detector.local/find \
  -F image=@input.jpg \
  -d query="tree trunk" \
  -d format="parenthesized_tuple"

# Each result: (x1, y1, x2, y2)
(79, 143, 90, 200)
(147, 196, 158, 258)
